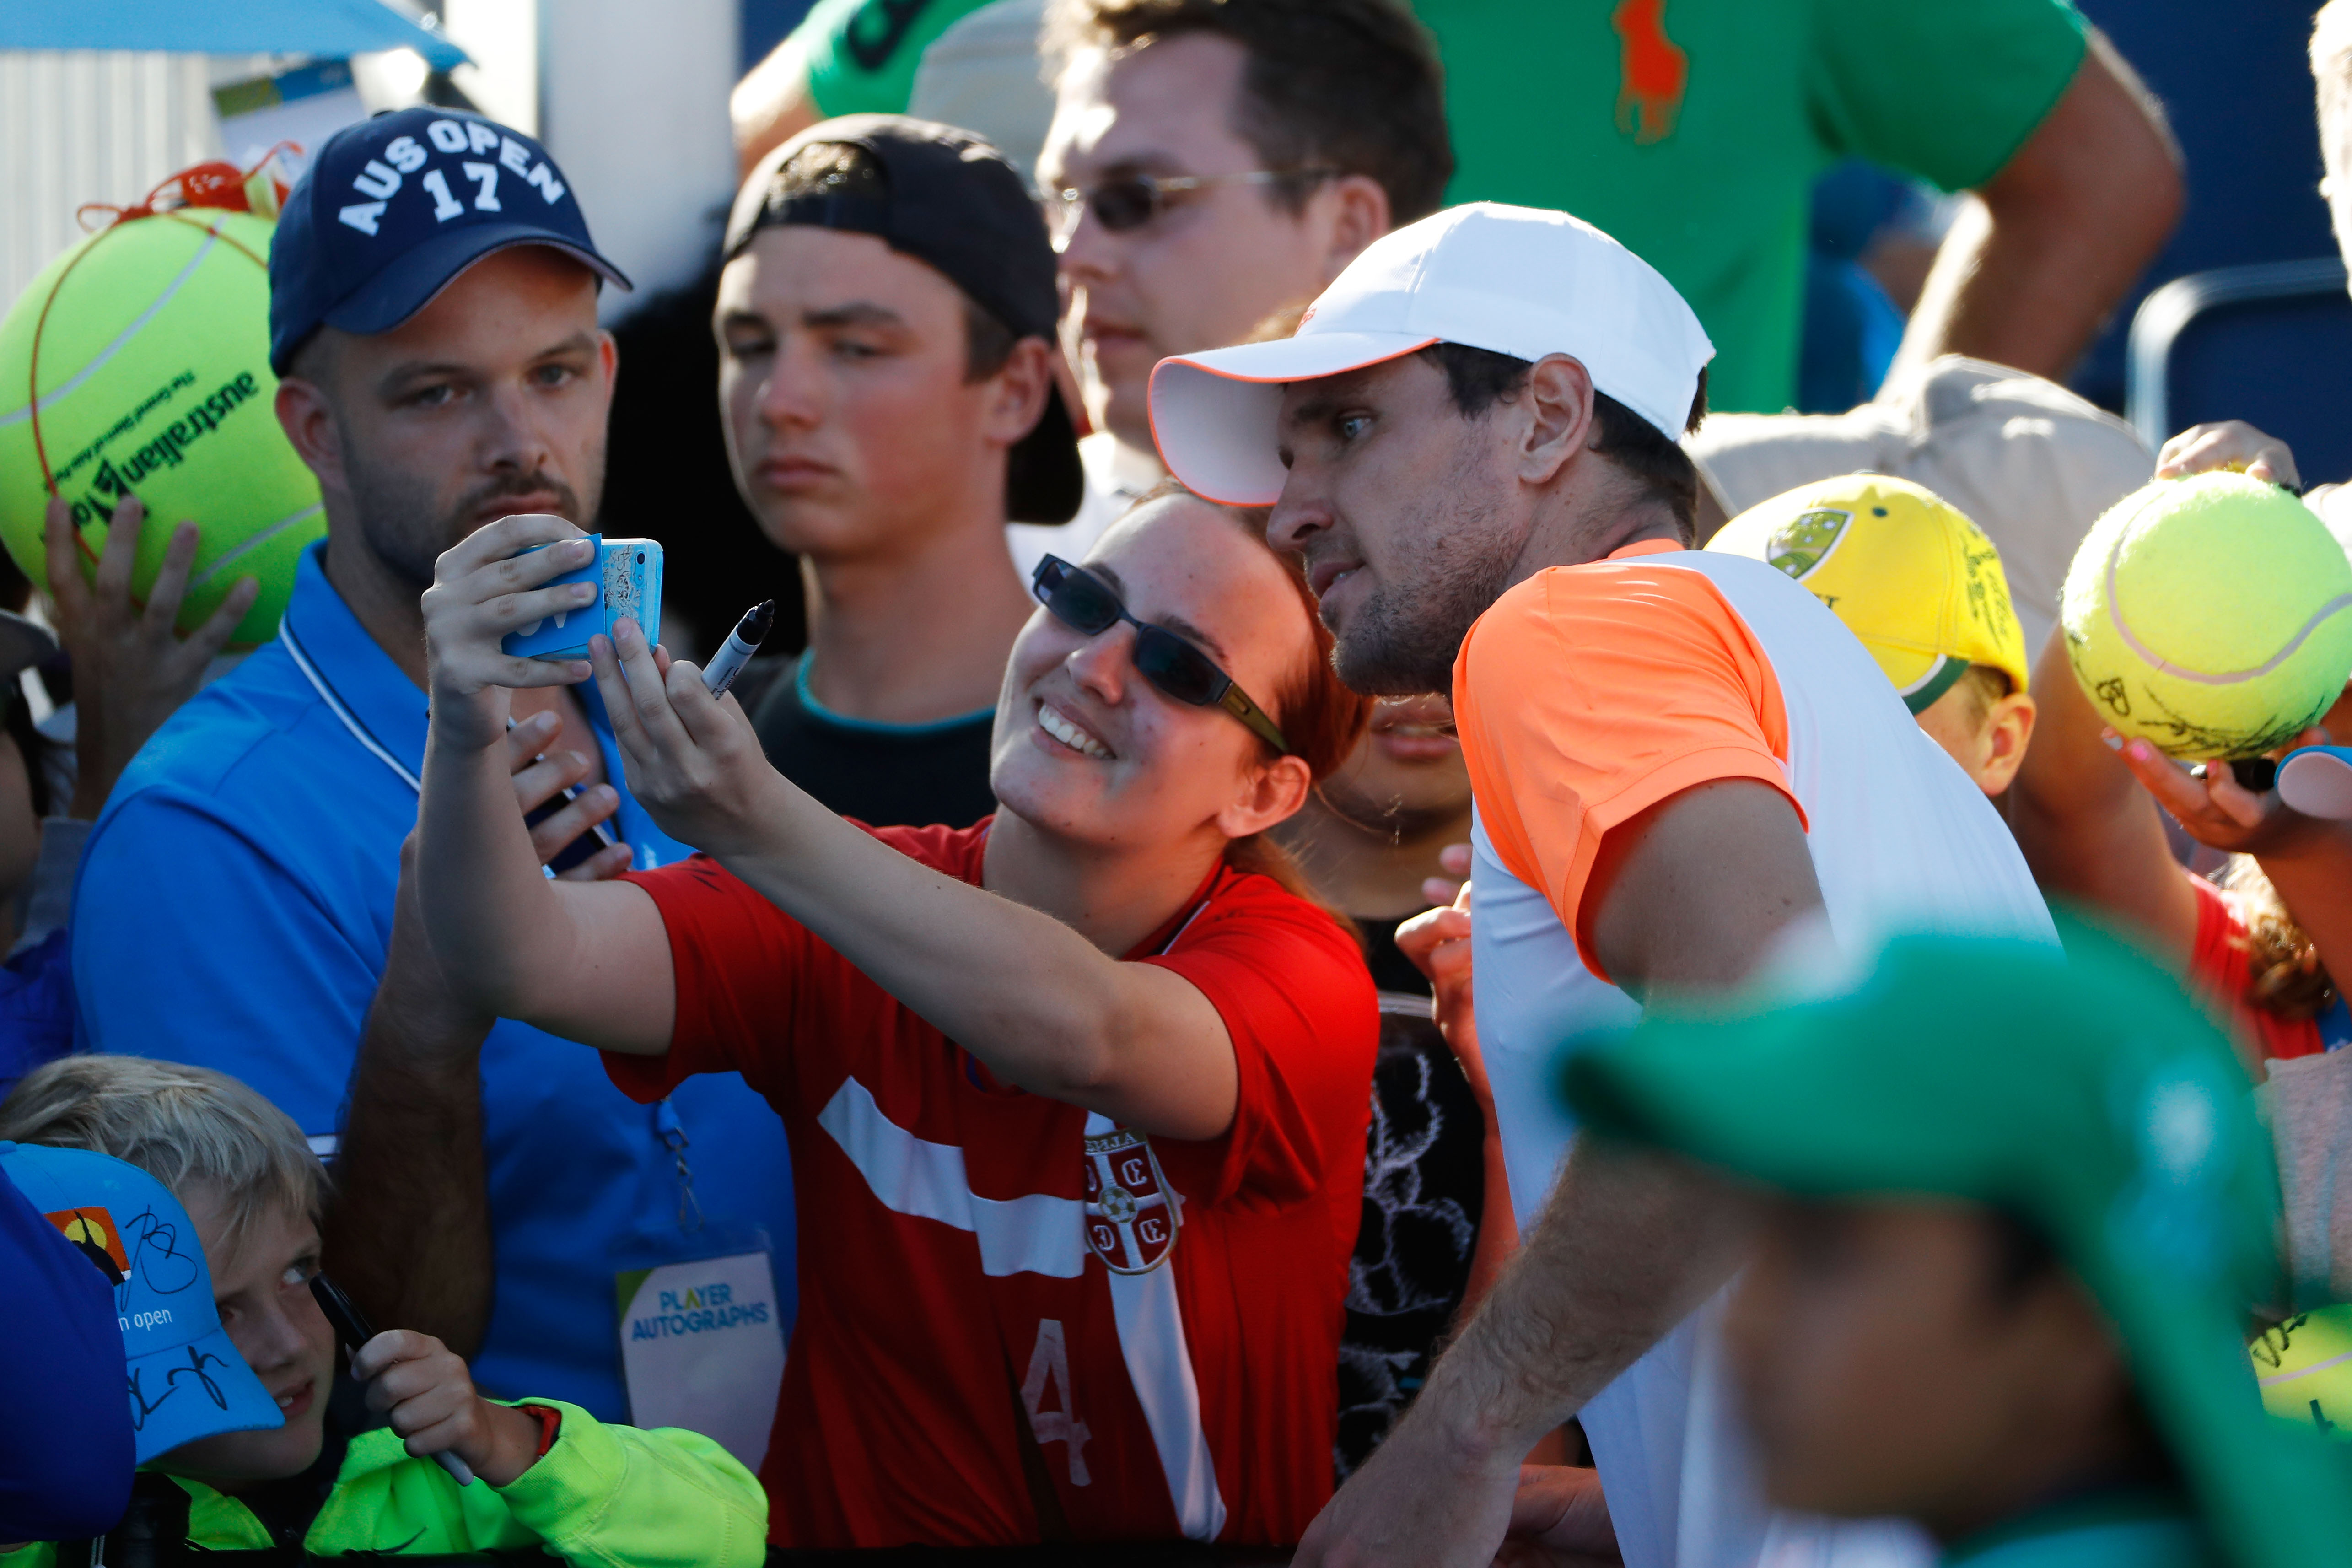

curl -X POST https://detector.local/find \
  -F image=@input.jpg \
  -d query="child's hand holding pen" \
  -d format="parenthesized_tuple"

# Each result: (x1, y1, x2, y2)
(350, 1329, 548, 1488)
(311, 1272, 545, 1487)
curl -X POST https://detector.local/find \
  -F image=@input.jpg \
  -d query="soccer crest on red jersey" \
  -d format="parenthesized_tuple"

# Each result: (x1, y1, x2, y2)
(1082, 1126, 1178, 1273)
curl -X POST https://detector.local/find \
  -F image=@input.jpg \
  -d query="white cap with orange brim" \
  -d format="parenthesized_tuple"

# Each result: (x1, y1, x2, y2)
(1146, 202, 1715, 507)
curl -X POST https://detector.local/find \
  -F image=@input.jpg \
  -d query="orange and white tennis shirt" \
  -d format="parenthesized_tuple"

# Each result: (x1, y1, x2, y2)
(1456, 539, 2055, 1568)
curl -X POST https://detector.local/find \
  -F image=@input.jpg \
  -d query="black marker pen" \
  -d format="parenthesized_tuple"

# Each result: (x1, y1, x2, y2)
(310, 1272, 474, 1485)
(702, 600, 776, 698)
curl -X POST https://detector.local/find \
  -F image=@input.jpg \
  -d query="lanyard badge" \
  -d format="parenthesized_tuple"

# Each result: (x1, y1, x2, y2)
(1082, 1124, 1179, 1275)
(614, 1101, 783, 1471)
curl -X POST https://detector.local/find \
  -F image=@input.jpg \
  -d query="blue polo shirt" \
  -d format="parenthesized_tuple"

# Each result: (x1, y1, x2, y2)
(70, 541, 795, 1419)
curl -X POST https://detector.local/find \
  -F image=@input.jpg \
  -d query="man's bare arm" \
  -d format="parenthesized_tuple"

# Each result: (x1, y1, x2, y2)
(1294, 780, 1822, 1568)
(732, 34, 823, 180)
(1405, 781, 1819, 1439)
(1889, 30, 2183, 387)
(325, 846, 497, 1356)
(2008, 625, 2199, 959)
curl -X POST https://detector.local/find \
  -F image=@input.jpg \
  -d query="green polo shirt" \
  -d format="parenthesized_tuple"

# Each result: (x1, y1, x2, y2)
(1389, 0, 2088, 413)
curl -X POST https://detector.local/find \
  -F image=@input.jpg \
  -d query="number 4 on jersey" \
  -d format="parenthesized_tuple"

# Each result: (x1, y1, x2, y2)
(1021, 1318, 1092, 1485)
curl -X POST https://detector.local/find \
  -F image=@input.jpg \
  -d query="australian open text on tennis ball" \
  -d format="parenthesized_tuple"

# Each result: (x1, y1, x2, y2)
(0, 208, 323, 647)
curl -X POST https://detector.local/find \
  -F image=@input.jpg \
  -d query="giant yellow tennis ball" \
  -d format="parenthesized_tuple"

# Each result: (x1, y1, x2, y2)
(0, 208, 322, 647)
(2060, 472, 2352, 760)
(2250, 1306, 2352, 1439)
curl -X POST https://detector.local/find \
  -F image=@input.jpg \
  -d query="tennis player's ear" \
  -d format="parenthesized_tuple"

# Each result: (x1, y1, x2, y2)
(1519, 353, 1597, 487)
(1216, 752, 1312, 840)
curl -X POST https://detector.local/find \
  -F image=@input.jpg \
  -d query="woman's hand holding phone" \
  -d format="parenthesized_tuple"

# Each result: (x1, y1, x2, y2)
(420, 515, 597, 752)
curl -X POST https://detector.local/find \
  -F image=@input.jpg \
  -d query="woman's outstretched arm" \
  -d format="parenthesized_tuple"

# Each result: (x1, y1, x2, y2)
(414, 513, 673, 1054)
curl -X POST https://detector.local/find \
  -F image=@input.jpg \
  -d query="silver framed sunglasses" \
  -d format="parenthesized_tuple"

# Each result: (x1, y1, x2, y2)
(1047, 168, 1335, 244)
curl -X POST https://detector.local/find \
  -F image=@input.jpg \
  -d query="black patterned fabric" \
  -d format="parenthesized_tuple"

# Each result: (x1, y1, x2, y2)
(1335, 992, 1486, 1476)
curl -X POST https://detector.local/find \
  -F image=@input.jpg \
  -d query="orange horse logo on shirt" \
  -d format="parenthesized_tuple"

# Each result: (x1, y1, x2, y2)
(1613, 0, 1688, 145)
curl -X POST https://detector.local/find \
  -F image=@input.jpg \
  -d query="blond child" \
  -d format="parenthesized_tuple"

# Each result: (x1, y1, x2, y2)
(0, 1056, 765, 1565)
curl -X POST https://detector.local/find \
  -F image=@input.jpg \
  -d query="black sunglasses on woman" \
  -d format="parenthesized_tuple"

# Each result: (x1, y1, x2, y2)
(1031, 554, 1290, 755)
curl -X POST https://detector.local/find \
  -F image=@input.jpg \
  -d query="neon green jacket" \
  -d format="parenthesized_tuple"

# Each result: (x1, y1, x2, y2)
(2, 1401, 765, 1565)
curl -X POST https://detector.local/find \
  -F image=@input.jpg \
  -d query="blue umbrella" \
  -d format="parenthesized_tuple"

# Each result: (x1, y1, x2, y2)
(0, 0, 468, 70)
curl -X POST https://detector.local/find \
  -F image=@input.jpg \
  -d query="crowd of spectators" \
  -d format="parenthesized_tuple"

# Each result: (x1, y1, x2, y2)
(6, 0, 2352, 1564)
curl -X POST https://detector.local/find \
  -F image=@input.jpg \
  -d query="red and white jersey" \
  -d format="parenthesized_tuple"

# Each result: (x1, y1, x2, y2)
(1456, 541, 2055, 1568)
(610, 821, 1377, 1548)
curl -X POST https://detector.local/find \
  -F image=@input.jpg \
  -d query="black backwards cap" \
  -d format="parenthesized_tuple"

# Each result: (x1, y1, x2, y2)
(725, 114, 1082, 526)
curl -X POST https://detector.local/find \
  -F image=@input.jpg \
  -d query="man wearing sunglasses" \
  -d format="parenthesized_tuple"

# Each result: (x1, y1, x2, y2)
(1010, 0, 1448, 578)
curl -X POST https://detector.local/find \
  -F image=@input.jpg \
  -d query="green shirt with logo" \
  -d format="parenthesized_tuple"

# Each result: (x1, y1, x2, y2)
(1413, 0, 2088, 414)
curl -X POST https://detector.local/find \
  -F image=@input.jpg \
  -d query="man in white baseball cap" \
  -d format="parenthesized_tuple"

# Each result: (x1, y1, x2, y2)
(1152, 203, 2057, 1568)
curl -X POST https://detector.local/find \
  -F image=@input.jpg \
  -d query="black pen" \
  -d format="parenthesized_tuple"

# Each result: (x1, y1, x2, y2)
(310, 1272, 475, 1485)
(702, 600, 776, 697)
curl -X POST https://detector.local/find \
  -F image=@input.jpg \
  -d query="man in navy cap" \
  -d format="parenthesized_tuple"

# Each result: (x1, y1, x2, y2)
(70, 110, 798, 1433)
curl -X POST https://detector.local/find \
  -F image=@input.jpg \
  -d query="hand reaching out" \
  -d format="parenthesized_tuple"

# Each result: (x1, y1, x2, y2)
(505, 707, 631, 882)
(2155, 420, 2301, 490)
(1397, 877, 1475, 1052)
(2109, 725, 2328, 860)
(1291, 1394, 1523, 1568)
(45, 495, 258, 819)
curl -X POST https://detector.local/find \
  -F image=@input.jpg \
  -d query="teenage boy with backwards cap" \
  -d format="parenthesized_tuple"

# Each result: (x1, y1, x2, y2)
(0, 1058, 766, 1564)
(70, 108, 799, 1428)
(720, 116, 1082, 830)
(1150, 203, 2056, 1568)
(1555, 930, 2352, 1568)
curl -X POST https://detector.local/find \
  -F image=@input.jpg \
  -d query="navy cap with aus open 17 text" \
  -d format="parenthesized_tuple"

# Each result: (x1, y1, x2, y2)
(269, 108, 630, 375)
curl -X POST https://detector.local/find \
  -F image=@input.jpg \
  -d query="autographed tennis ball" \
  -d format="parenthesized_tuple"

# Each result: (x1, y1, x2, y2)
(2250, 1306, 2352, 1439)
(0, 208, 322, 647)
(2059, 472, 2352, 760)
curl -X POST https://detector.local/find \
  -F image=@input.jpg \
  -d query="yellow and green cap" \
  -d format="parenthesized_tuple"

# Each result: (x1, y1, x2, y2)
(1560, 928, 2352, 1568)
(1709, 474, 2032, 713)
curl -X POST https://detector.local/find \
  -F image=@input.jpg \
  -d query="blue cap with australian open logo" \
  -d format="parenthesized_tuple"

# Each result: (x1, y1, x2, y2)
(269, 108, 631, 375)
(0, 1142, 282, 1461)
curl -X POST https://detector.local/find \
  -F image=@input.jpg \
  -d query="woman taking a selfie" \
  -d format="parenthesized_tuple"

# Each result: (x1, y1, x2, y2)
(409, 489, 1376, 1549)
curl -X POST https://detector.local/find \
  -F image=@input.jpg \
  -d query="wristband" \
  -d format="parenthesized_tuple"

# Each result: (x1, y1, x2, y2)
(519, 1402, 562, 1457)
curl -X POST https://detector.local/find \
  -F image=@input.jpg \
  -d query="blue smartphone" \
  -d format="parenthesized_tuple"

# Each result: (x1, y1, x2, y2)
(500, 531, 665, 660)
